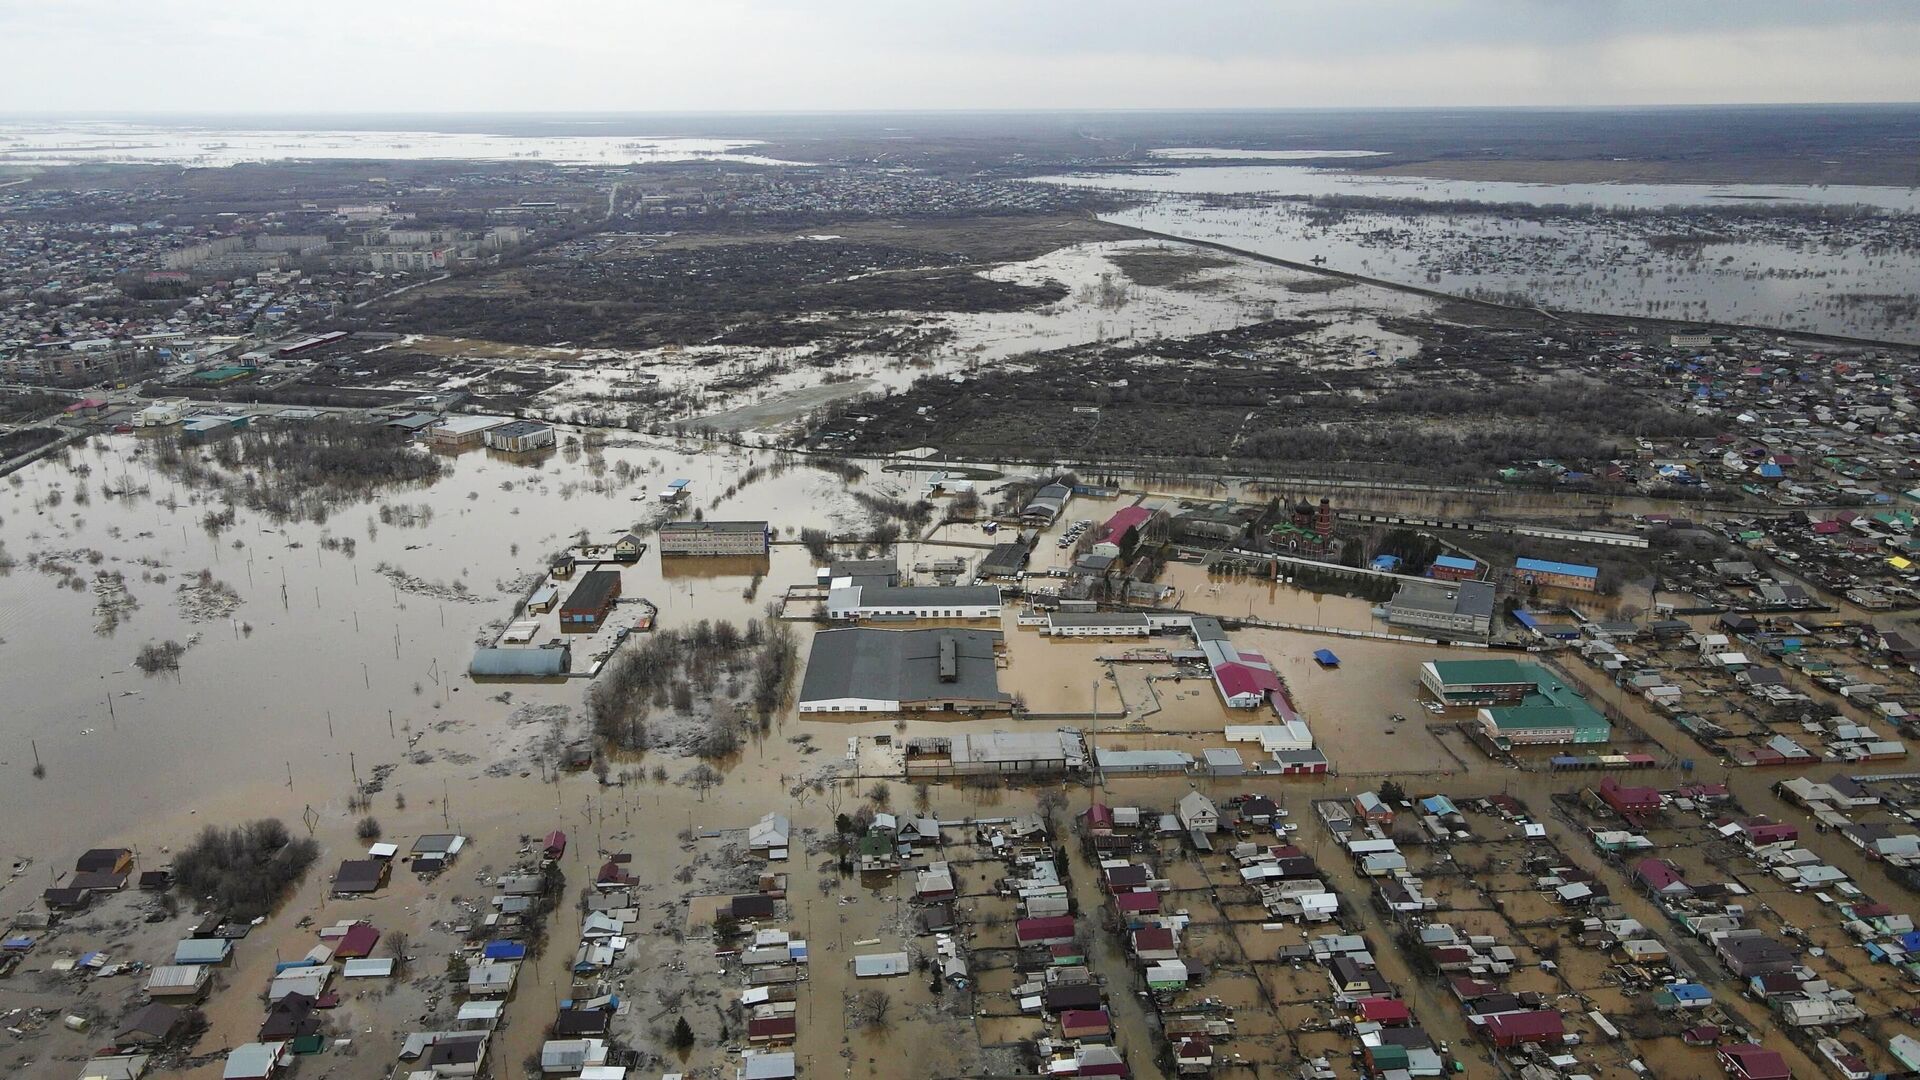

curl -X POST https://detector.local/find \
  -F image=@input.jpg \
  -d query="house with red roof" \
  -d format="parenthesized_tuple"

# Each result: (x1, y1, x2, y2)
(1598, 776, 1662, 823)
(1482, 1009, 1566, 1048)
(1717, 1044, 1790, 1080)
(1634, 858, 1693, 899)
(1738, 819, 1799, 848)
(330, 922, 380, 960)
(1082, 803, 1115, 836)
(1130, 927, 1178, 961)
(1016, 916, 1077, 947)
(1060, 1009, 1111, 1042)
(1356, 997, 1410, 1025)
(748, 1015, 796, 1044)
(1174, 1037, 1213, 1072)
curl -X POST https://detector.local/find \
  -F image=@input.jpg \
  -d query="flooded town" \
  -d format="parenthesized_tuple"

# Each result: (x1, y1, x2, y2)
(7, 9, 1920, 1080)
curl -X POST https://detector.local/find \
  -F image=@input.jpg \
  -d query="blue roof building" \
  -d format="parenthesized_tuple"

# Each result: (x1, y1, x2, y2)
(1516, 557, 1600, 591)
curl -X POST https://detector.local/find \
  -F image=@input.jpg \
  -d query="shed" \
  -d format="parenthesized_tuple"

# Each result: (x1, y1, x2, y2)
(114, 1003, 184, 1047)
(852, 952, 910, 978)
(331, 859, 388, 895)
(173, 938, 232, 966)
(221, 1042, 288, 1080)
(740, 1051, 798, 1079)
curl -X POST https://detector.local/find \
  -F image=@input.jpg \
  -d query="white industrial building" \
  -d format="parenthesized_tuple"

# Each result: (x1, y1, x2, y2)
(134, 400, 184, 427)
(1225, 722, 1315, 753)
(1046, 612, 1151, 637)
(825, 584, 1001, 621)
(482, 420, 556, 453)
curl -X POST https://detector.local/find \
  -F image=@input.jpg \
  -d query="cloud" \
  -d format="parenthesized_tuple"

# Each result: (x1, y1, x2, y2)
(1, 0, 1916, 112)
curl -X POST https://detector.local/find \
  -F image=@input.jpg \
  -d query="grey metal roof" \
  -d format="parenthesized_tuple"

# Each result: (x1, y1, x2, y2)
(562, 570, 620, 612)
(978, 543, 1028, 574)
(829, 557, 898, 579)
(1390, 580, 1495, 618)
(489, 419, 551, 438)
(469, 647, 568, 677)
(659, 519, 769, 535)
(800, 628, 1009, 706)
(1189, 616, 1228, 642)
(852, 584, 1001, 608)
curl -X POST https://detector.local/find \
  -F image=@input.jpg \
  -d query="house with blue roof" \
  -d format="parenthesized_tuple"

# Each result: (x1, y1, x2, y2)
(482, 940, 527, 961)
(1655, 982, 1713, 1009)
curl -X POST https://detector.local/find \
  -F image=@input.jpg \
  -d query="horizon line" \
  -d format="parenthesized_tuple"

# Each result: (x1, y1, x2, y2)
(5, 101, 1920, 120)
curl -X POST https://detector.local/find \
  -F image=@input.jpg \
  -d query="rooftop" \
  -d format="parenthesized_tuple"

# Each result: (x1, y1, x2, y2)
(1391, 580, 1495, 619)
(799, 627, 1009, 706)
(659, 519, 769, 534)
(1516, 556, 1599, 578)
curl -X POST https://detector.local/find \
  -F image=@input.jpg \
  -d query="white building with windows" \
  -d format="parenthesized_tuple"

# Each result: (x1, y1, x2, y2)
(825, 584, 1001, 621)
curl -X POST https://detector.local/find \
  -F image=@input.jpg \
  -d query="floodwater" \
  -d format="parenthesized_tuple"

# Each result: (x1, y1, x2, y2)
(1147, 148, 1391, 161)
(1033, 163, 1920, 211)
(0, 431, 881, 859)
(0, 122, 806, 167)
(1030, 164, 1920, 342)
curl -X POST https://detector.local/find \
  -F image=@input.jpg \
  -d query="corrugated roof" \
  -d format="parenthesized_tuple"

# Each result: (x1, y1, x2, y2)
(470, 646, 568, 677)
(799, 627, 1008, 707)
(1516, 557, 1598, 578)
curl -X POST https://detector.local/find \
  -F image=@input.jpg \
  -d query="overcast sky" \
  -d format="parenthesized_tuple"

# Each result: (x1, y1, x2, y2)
(4, 0, 1918, 114)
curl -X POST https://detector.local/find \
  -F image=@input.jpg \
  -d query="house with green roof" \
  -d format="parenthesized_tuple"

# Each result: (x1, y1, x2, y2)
(856, 832, 898, 873)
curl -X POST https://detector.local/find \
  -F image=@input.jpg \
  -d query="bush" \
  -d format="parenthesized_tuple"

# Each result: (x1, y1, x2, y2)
(356, 816, 382, 840)
(134, 639, 188, 674)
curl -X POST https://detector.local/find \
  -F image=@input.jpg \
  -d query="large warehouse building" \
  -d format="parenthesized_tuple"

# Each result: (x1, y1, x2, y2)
(825, 584, 1001, 621)
(798, 628, 1012, 713)
(1419, 659, 1540, 705)
(657, 520, 771, 556)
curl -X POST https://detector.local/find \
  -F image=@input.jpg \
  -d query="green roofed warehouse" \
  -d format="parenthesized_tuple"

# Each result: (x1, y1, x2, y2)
(1421, 659, 1609, 747)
